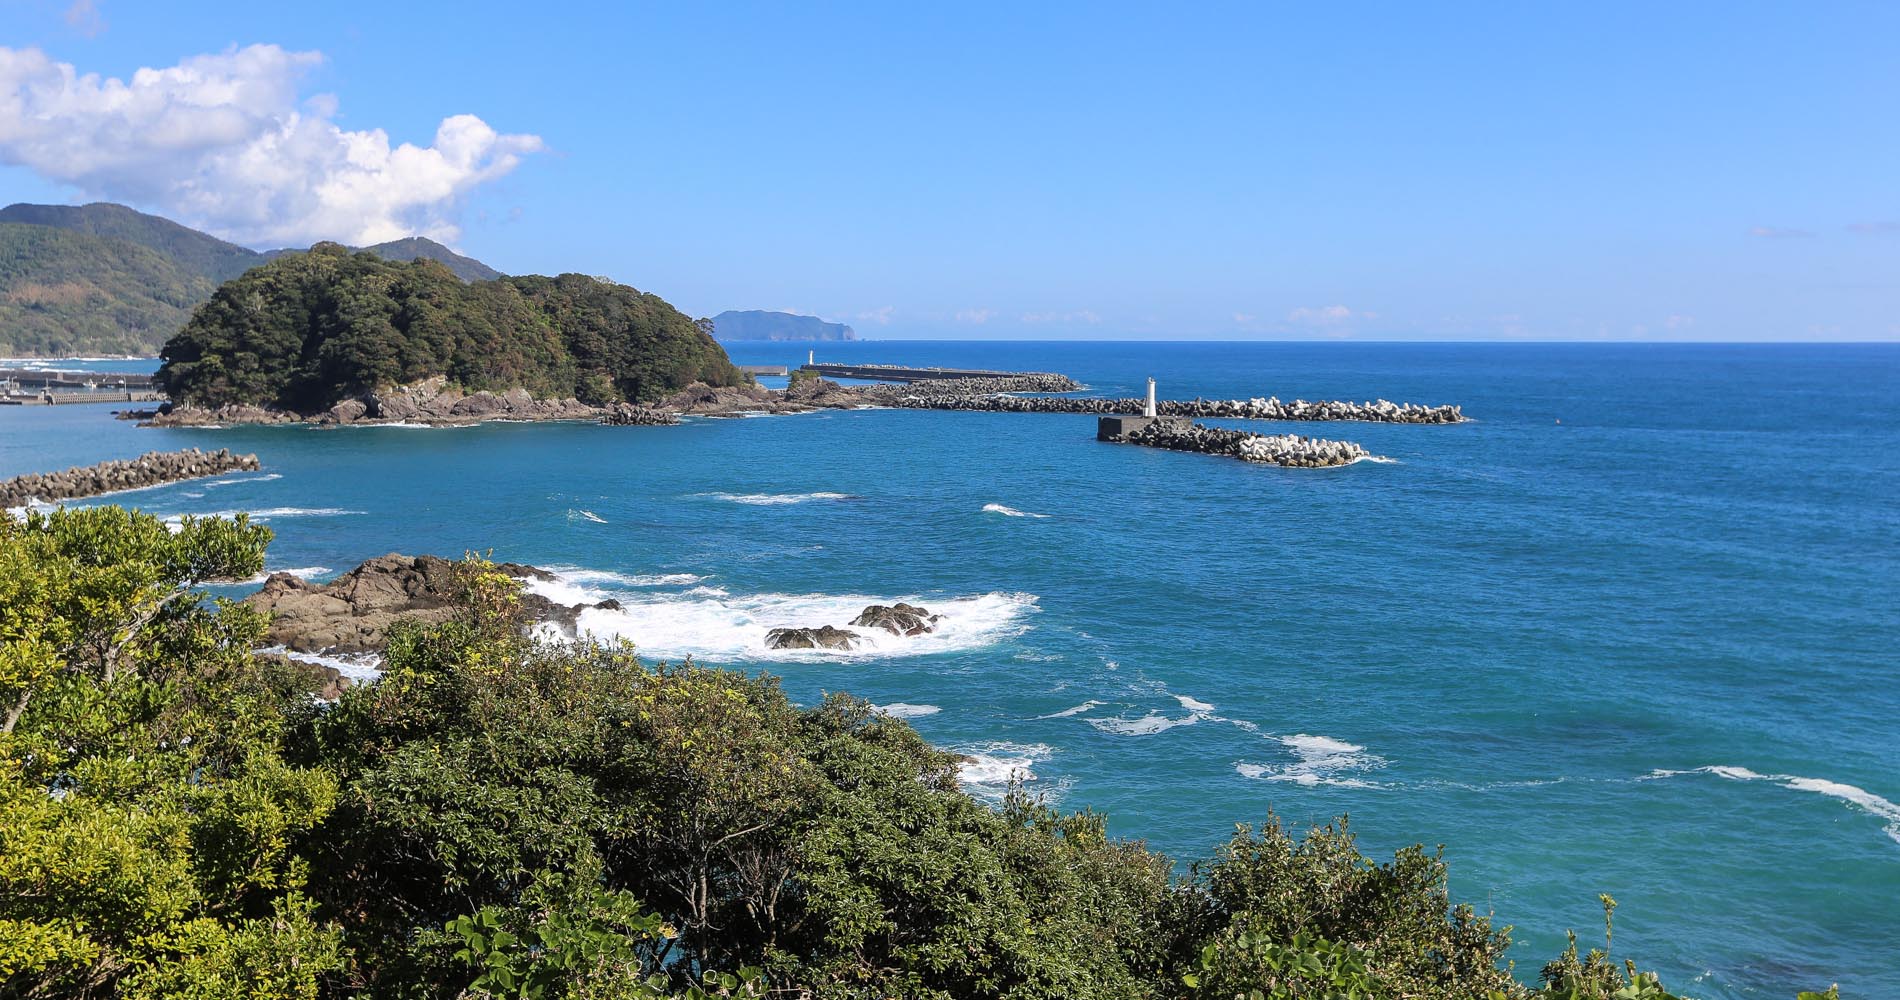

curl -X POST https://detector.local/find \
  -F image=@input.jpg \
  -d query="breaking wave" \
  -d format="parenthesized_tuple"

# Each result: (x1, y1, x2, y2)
(1643, 766, 1900, 845)
(954, 741, 1054, 800)
(702, 491, 855, 506)
(523, 568, 1036, 662)
(1237, 734, 1386, 788)
(982, 503, 1049, 518)
(875, 703, 942, 719)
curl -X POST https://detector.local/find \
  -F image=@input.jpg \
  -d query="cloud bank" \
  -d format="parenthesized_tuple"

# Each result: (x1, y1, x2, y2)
(0, 44, 542, 246)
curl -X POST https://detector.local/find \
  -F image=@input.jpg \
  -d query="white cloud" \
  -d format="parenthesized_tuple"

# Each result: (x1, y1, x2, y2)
(856, 306, 895, 325)
(1286, 304, 1374, 326)
(1020, 309, 1100, 325)
(954, 308, 994, 324)
(0, 44, 543, 246)
(64, 0, 105, 37)
(1664, 314, 1695, 330)
(1748, 225, 1813, 239)
(1847, 221, 1900, 235)
(1232, 312, 1256, 324)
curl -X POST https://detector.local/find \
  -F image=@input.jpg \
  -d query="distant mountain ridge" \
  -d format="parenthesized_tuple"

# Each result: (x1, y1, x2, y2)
(711, 310, 857, 342)
(0, 202, 505, 356)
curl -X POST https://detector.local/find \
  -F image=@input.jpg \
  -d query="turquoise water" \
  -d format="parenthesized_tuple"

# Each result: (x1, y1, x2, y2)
(4, 342, 1896, 998)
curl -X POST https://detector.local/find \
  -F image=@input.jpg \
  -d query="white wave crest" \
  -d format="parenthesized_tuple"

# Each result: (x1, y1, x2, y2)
(1038, 700, 1103, 719)
(1089, 710, 1207, 736)
(569, 508, 609, 524)
(1238, 733, 1386, 788)
(702, 491, 854, 506)
(160, 507, 363, 530)
(1175, 694, 1216, 712)
(524, 569, 1037, 662)
(1644, 766, 1900, 845)
(955, 741, 1052, 798)
(228, 565, 334, 585)
(875, 703, 941, 719)
(982, 503, 1049, 518)
(207, 473, 283, 487)
(255, 645, 383, 681)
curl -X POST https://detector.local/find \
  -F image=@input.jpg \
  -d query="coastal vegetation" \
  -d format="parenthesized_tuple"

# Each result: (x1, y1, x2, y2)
(0, 202, 504, 357)
(155, 244, 746, 413)
(0, 505, 1837, 1000)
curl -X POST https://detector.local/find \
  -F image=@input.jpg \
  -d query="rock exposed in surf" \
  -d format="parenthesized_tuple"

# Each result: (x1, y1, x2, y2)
(764, 625, 863, 650)
(243, 553, 613, 655)
(850, 602, 941, 637)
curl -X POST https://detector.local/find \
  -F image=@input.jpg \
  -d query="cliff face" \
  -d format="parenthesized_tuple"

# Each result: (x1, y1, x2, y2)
(711, 309, 857, 341)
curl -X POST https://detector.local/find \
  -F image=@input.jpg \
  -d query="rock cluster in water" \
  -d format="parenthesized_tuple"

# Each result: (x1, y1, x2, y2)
(243, 554, 616, 656)
(1, 448, 260, 508)
(862, 373, 1083, 395)
(764, 625, 863, 650)
(871, 387, 1461, 424)
(600, 403, 680, 426)
(850, 603, 942, 636)
(766, 602, 941, 650)
(1107, 418, 1374, 468)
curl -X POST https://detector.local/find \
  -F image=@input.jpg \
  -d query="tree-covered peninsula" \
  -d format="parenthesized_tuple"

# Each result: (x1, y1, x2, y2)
(155, 244, 744, 414)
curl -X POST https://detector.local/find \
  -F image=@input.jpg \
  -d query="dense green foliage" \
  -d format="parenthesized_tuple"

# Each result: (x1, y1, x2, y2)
(156, 244, 745, 411)
(0, 202, 505, 356)
(0, 508, 1839, 1000)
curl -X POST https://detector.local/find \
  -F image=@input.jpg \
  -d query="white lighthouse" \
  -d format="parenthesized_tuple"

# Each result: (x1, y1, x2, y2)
(1144, 377, 1157, 418)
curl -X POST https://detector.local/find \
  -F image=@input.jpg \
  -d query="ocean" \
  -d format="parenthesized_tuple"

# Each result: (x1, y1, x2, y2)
(4, 341, 1896, 998)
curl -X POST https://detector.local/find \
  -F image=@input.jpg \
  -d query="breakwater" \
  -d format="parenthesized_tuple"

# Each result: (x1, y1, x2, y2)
(873, 387, 1461, 423)
(1102, 417, 1373, 468)
(802, 363, 1075, 384)
(1, 448, 261, 509)
(857, 373, 1084, 395)
(601, 403, 680, 426)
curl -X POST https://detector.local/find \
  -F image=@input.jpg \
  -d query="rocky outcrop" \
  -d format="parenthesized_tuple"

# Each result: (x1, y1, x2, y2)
(764, 625, 862, 650)
(146, 376, 604, 427)
(1, 448, 260, 508)
(1108, 418, 1374, 468)
(242, 553, 615, 655)
(601, 403, 680, 426)
(850, 603, 941, 636)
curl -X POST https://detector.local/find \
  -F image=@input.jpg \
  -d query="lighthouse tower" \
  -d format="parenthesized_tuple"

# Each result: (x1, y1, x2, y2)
(1144, 378, 1157, 418)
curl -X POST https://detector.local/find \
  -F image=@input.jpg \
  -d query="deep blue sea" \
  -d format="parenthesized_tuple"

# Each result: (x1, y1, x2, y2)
(4, 342, 1896, 999)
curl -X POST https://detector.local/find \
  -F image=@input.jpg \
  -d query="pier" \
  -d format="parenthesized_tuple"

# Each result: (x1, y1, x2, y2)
(737, 364, 789, 377)
(800, 362, 1041, 383)
(1, 390, 166, 406)
(0, 368, 157, 390)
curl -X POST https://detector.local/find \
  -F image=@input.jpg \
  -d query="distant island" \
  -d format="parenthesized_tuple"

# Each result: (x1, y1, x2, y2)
(0, 202, 503, 357)
(711, 309, 857, 342)
(156, 243, 744, 415)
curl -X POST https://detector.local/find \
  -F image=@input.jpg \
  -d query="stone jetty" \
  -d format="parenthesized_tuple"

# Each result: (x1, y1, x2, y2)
(869, 385, 1461, 424)
(1, 448, 261, 509)
(1102, 417, 1374, 468)
(862, 373, 1083, 395)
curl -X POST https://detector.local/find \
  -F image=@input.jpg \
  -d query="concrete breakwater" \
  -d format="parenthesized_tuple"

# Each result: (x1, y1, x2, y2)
(1102, 416, 1373, 468)
(875, 388, 1461, 424)
(853, 373, 1084, 394)
(1, 448, 261, 509)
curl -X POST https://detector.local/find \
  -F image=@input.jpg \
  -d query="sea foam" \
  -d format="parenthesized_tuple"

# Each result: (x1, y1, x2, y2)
(982, 503, 1050, 518)
(1237, 733, 1386, 788)
(875, 703, 942, 719)
(954, 741, 1053, 798)
(702, 491, 855, 506)
(524, 568, 1037, 662)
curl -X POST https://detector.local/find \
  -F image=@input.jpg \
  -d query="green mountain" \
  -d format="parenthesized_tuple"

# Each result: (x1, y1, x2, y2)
(0, 202, 506, 356)
(0, 222, 217, 357)
(158, 243, 745, 412)
(712, 309, 857, 341)
(0, 201, 261, 284)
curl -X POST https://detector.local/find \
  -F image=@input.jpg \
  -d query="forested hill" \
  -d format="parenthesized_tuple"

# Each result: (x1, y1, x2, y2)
(712, 309, 857, 341)
(0, 202, 506, 356)
(156, 243, 745, 412)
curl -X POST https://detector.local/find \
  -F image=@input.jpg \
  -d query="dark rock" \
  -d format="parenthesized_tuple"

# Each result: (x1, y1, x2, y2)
(242, 553, 559, 655)
(850, 602, 941, 636)
(764, 625, 862, 650)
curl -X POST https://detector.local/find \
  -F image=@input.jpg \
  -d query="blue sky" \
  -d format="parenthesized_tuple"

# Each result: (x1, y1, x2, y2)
(3, 1, 1896, 340)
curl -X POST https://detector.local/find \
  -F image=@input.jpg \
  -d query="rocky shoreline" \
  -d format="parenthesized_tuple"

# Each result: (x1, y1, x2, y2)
(146, 376, 602, 428)
(1104, 417, 1375, 468)
(1, 448, 261, 509)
